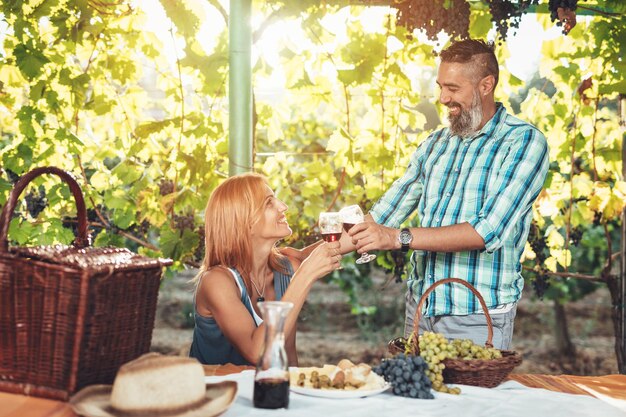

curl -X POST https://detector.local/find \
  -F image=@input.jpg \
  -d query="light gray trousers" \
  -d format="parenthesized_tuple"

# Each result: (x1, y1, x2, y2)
(404, 289, 517, 350)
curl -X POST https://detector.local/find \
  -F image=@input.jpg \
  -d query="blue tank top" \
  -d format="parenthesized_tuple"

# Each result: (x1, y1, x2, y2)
(189, 259, 294, 365)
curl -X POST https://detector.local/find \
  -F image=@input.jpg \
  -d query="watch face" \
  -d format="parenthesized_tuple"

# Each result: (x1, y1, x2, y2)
(400, 229, 412, 244)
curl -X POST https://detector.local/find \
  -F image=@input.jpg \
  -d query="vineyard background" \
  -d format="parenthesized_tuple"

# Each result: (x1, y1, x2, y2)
(1, 1, 625, 371)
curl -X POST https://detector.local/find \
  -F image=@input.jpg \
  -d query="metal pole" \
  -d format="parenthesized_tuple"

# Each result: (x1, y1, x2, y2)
(228, 0, 253, 176)
(617, 94, 626, 374)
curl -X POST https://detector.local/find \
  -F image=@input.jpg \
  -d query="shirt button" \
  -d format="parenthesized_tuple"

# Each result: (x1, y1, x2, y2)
(464, 142, 469, 147)
(435, 217, 440, 222)
(446, 192, 451, 197)
(455, 168, 459, 172)
(428, 274, 433, 279)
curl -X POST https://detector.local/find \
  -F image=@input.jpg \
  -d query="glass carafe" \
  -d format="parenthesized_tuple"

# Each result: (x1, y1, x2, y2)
(253, 301, 293, 409)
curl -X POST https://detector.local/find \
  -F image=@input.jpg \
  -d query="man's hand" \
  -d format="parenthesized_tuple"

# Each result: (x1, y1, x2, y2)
(348, 221, 400, 253)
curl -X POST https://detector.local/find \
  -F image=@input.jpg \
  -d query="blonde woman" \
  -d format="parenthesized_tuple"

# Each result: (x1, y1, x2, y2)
(189, 173, 341, 366)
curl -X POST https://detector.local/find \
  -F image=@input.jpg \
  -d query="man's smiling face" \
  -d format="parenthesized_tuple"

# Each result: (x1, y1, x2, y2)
(436, 61, 484, 138)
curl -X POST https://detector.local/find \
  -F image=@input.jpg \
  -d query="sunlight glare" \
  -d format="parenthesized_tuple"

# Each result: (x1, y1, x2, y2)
(505, 13, 561, 81)
(358, 6, 393, 34)
(319, 7, 350, 41)
(133, 0, 184, 66)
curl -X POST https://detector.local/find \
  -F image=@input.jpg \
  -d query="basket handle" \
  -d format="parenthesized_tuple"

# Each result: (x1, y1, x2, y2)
(409, 277, 494, 349)
(0, 166, 90, 252)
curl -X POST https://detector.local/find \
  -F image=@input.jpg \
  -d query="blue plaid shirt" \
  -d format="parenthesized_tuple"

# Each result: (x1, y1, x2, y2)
(371, 104, 549, 316)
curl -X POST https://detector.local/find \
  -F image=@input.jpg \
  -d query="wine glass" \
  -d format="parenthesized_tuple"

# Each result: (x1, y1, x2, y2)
(339, 205, 376, 264)
(318, 212, 343, 242)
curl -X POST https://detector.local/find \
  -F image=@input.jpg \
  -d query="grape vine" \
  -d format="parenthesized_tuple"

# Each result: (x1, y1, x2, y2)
(395, 0, 470, 40)
(393, 0, 584, 40)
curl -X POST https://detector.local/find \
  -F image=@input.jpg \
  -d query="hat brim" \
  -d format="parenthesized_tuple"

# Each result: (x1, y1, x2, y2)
(69, 381, 237, 417)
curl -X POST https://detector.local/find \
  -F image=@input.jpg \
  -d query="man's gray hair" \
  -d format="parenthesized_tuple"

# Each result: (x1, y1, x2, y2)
(440, 39, 499, 87)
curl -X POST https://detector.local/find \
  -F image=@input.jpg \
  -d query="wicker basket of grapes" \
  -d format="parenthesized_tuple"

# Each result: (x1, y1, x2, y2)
(388, 278, 522, 390)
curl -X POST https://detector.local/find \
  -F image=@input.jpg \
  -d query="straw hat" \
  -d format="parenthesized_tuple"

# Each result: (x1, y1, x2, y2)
(70, 353, 237, 417)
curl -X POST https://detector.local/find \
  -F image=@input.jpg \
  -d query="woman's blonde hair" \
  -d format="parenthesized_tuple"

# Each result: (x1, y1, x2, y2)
(193, 172, 287, 294)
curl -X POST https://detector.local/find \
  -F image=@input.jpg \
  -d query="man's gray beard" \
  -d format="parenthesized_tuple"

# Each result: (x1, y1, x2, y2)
(448, 90, 483, 138)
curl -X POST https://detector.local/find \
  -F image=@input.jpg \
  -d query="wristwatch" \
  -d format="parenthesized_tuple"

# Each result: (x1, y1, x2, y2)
(398, 228, 413, 253)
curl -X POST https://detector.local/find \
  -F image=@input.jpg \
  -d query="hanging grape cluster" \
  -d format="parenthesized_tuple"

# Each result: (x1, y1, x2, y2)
(532, 273, 550, 299)
(548, 0, 579, 34)
(132, 219, 151, 237)
(194, 225, 206, 262)
(391, 250, 406, 283)
(548, 0, 579, 22)
(395, 0, 470, 41)
(4, 169, 20, 185)
(158, 179, 175, 196)
(569, 226, 583, 246)
(393, 0, 579, 41)
(25, 186, 47, 219)
(527, 221, 550, 299)
(487, 0, 540, 39)
(528, 221, 547, 264)
(173, 213, 195, 231)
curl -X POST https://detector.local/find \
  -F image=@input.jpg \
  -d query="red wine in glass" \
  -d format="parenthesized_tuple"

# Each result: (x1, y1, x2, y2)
(322, 232, 342, 242)
(343, 223, 355, 232)
(339, 205, 376, 264)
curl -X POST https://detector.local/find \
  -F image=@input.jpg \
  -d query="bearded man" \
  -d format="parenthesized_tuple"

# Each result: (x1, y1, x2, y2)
(347, 39, 549, 349)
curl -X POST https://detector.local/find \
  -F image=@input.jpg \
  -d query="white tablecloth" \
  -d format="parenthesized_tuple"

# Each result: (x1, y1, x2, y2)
(205, 370, 626, 417)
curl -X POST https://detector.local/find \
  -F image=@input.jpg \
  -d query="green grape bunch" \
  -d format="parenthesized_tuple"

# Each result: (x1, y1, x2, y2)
(449, 338, 503, 360)
(408, 331, 504, 394)
(416, 331, 460, 394)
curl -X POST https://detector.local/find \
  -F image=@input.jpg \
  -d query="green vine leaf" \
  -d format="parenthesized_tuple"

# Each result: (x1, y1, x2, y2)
(13, 43, 49, 79)
(159, 0, 202, 38)
(159, 226, 199, 261)
(134, 119, 176, 139)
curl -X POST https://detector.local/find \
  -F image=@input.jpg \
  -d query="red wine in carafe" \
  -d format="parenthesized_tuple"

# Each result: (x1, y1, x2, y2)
(322, 232, 341, 242)
(253, 378, 289, 409)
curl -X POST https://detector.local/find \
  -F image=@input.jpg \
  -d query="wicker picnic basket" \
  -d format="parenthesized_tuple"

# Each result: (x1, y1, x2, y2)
(388, 278, 522, 388)
(0, 167, 172, 401)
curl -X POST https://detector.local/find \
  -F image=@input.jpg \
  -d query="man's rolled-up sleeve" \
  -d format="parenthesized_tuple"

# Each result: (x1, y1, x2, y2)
(370, 143, 426, 228)
(468, 127, 549, 253)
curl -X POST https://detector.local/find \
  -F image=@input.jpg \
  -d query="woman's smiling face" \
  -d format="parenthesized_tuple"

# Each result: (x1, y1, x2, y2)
(250, 186, 291, 241)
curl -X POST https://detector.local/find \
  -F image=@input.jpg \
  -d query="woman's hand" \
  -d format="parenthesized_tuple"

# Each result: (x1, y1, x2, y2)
(297, 241, 342, 281)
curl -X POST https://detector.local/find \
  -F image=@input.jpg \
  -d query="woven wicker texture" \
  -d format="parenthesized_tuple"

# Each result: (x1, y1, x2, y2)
(388, 278, 522, 388)
(0, 167, 172, 401)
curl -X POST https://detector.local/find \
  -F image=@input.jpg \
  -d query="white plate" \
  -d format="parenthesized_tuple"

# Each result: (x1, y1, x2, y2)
(290, 383, 391, 399)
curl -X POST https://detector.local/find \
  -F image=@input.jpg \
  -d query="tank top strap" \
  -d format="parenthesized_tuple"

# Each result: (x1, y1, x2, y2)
(273, 257, 294, 300)
(227, 267, 263, 326)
